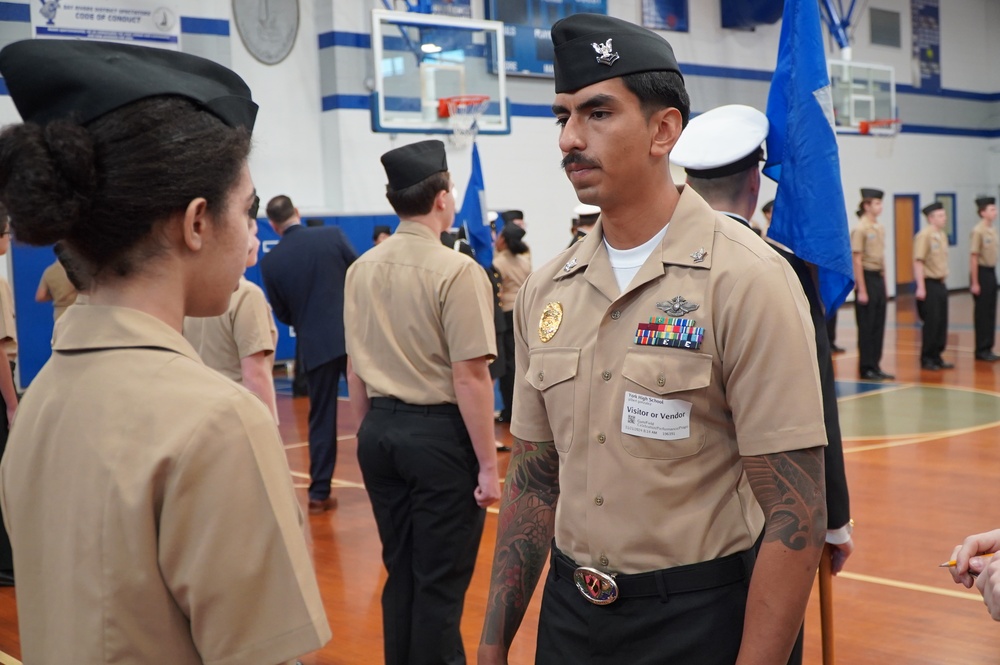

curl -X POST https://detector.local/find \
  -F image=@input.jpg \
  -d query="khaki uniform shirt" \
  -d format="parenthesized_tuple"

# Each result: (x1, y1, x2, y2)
(914, 227, 949, 279)
(511, 187, 825, 574)
(39, 261, 78, 321)
(0, 277, 16, 360)
(183, 278, 278, 383)
(970, 221, 998, 268)
(851, 216, 885, 271)
(0, 305, 330, 664)
(493, 249, 532, 312)
(344, 221, 496, 405)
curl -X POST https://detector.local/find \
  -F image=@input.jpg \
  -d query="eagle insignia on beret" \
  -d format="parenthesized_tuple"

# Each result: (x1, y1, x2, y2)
(591, 38, 619, 67)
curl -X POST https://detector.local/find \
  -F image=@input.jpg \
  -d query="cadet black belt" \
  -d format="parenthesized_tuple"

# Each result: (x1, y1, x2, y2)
(551, 540, 756, 603)
(925, 277, 944, 283)
(370, 397, 460, 416)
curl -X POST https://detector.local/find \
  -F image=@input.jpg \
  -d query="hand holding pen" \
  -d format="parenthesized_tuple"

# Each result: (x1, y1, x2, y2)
(946, 530, 1000, 621)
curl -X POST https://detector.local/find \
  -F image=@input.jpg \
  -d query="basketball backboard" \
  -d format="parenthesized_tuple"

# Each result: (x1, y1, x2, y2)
(371, 9, 509, 135)
(828, 60, 897, 134)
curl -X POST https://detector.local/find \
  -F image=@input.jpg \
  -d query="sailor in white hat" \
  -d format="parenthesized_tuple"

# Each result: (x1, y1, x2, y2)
(569, 202, 601, 246)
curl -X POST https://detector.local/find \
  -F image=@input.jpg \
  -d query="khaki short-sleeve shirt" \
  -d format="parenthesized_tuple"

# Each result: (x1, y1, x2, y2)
(0, 277, 16, 360)
(39, 261, 78, 321)
(914, 227, 949, 279)
(0, 305, 330, 664)
(970, 221, 998, 268)
(511, 187, 825, 574)
(493, 249, 532, 312)
(850, 216, 885, 271)
(183, 278, 278, 383)
(345, 221, 496, 404)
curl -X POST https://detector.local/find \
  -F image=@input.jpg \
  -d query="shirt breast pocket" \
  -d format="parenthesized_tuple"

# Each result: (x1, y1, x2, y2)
(619, 349, 712, 459)
(526, 347, 580, 452)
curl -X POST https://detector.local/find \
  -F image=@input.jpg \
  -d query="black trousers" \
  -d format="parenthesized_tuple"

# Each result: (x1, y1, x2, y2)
(855, 270, 887, 373)
(535, 547, 755, 665)
(358, 399, 485, 665)
(305, 355, 346, 501)
(0, 361, 15, 573)
(917, 279, 949, 363)
(973, 266, 998, 355)
(498, 310, 516, 419)
(826, 309, 838, 347)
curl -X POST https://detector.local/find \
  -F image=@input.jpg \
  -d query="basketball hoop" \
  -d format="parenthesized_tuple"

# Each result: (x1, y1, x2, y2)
(439, 94, 490, 148)
(858, 118, 901, 136)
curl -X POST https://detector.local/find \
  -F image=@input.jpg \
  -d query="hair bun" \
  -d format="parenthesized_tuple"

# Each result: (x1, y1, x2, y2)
(0, 120, 96, 246)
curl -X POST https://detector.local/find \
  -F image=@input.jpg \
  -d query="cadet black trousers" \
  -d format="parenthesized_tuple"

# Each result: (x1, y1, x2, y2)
(917, 278, 949, 364)
(358, 399, 485, 665)
(855, 270, 886, 374)
(305, 354, 346, 501)
(973, 266, 998, 355)
(0, 362, 12, 573)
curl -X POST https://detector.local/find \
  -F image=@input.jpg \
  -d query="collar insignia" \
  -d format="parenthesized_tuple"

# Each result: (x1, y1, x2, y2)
(591, 38, 619, 67)
(690, 247, 707, 263)
(657, 296, 700, 317)
(563, 258, 579, 272)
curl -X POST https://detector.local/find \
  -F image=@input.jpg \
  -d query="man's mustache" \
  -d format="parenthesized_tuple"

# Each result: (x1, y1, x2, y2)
(561, 153, 600, 170)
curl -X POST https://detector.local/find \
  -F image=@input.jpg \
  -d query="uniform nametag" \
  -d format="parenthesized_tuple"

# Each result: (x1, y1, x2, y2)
(621, 391, 692, 441)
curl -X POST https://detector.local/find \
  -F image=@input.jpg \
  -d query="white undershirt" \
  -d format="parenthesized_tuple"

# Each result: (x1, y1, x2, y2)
(604, 224, 669, 293)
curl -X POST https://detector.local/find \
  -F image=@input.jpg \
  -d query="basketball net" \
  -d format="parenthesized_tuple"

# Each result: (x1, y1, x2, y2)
(441, 95, 490, 149)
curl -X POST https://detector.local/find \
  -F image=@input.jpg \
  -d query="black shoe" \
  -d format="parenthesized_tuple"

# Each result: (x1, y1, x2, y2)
(921, 361, 940, 371)
(936, 361, 954, 369)
(0, 570, 14, 587)
(976, 352, 1000, 362)
(495, 412, 511, 423)
(875, 369, 895, 380)
(861, 369, 882, 380)
(830, 345, 846, 353)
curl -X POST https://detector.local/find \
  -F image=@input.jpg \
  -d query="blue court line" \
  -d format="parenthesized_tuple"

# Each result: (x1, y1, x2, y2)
(835, 380, 896, 398)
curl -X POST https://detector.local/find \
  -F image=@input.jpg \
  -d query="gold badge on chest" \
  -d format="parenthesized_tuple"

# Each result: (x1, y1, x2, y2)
(539, 302, 563, 343)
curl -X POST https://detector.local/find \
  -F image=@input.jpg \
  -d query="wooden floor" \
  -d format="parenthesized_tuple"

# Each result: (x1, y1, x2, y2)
(2, 292, 1000, 664)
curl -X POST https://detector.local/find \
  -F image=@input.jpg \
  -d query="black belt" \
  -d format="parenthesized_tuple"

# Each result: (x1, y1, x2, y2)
(551, 541, 756, 605)
(370, 397, 460, 416)
(925, 277, 944, 283)
(863, 269, 883, 275)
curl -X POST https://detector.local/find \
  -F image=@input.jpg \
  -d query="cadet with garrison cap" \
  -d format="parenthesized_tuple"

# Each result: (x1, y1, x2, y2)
(673, 103, 854, 665)
(345, 140, 500, 665)
(0, 39, 329, 663)
(970, 196, 999, 361)
(570, 202, 600, 246)
(851, 188, 894, 380)
(915, 201, 953, 370)
(478, 15, 827, 665)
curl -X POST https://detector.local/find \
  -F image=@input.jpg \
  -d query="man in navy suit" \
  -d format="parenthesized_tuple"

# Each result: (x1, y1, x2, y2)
(261, 195, 358, 513)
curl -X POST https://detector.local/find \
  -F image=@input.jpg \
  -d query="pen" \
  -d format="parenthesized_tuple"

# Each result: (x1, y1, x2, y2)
(939, 552, 996, 568)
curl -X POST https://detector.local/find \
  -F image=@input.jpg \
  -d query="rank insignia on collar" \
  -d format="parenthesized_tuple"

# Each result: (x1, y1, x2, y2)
(656, 296, 699, 317)
(539, 302, 563, 343)
(563, 258, 578, 272)
(690, 247, 707, 263)
(591, 38, 619, 67)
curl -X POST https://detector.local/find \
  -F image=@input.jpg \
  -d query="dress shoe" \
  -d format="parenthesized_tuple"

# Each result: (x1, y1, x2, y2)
(0, 570, 14, 587)
(875, 369, 895, 380)
(921, 361, 940, 371)
(308, 497, 337, 514)
(495, 441, 511, 453)
(830, 345, 846, 354)
(976, 352, 1000, 362)
(936, 361, 954, 369)
(860, 369, 881, 380)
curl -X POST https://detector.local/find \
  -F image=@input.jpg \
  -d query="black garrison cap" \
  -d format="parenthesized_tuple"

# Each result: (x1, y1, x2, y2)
(500, 210, 523, 224)
(551, 13, 683, 94)
(922, 202, 944, 216)
(0, 39, 257, 130)
(860, 188, 884, 200)
(976, 196, 996, 208)
(372, 225, 391, 240)
(380, 140, 448, 192)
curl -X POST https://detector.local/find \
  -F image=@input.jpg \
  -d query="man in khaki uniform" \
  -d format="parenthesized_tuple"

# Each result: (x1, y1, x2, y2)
(344, 140, 500, 665)
(915, 201, 952, 370)
(851, 188, 893, 380)
(970, 196, 999, 361)
(35, 254, 78, 321)
(0, 211, 16, 586)
(478, 15, 827, 665)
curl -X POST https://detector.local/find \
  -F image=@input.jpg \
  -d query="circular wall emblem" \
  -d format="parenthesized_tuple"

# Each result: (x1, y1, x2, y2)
(232, 0, 299, 66)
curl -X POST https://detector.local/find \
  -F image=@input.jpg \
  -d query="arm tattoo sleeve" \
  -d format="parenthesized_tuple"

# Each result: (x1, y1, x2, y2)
(481, 438, 560, 649)
(742, 447, 826, 551)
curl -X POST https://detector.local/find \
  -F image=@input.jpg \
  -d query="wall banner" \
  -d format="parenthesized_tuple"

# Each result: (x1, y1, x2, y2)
(32, 1, 180, 48)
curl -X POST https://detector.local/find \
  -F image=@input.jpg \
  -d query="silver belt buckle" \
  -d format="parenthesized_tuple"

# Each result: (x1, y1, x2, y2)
(572, 566, 619, 605)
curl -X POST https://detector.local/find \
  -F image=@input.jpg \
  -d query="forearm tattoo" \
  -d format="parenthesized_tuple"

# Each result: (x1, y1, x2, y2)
(742, 447, 826, 551)
(482, 438, 560, 648)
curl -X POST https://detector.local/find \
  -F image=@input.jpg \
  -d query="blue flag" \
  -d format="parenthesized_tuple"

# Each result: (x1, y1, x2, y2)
(763, 0, 854, 316)
(456, 143, 493, 269)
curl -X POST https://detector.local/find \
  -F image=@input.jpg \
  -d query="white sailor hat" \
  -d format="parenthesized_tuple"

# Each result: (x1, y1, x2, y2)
(671, 104, 768, 178)
(488, 210, 498, 223)
(573, 203, 601, 216)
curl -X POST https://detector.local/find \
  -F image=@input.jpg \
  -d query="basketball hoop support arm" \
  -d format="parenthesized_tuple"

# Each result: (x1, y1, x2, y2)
(381, 0, 433, 14)
(820, 0, 859, 59)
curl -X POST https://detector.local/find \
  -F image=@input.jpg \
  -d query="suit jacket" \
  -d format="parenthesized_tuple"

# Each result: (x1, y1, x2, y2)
(260, 224, 357, 372)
